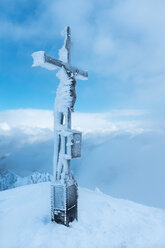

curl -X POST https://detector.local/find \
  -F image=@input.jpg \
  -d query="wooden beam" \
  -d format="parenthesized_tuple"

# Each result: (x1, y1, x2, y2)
(45, 54, 88, 78)
(65, 26, 71, 65)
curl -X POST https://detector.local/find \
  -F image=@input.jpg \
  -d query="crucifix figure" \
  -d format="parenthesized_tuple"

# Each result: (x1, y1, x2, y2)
(32, 27, 88, 226)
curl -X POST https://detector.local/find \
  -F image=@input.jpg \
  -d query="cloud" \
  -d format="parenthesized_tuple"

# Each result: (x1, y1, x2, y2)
(1, 0, 165, 209)
(1, 0, 165, 116)
(0, 109, 53, 130)
(32, 0, 165, 78)
(1, 0, 165, 74)
(0, 122, 10, 131)
(0, 109, 165, 208)
(0, 108, 148, 135)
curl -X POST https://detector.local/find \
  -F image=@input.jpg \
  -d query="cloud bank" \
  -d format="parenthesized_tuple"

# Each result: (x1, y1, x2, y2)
(0, 109, 165, 209)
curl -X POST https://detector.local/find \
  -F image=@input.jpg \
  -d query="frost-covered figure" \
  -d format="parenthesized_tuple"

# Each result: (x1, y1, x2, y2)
(54, 68, 77, 182)
(32, 27, 88, 226)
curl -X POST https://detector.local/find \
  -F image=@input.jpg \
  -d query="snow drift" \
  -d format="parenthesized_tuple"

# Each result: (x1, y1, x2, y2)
(0, 182, 165, 248)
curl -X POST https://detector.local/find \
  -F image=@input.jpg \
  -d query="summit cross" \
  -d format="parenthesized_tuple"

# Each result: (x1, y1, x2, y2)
(32, 26, 88, 226)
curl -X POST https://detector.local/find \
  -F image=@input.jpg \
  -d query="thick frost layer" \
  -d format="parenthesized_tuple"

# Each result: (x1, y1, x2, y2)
(58, 26, 69, 63)
(55, 67, 75, 112)
(32, 51, 45, 66)
(0, 182, 165, 248)
(55, 28, 74, 111)
(58, 44, 68, 63)
(32, 51, 57, 70)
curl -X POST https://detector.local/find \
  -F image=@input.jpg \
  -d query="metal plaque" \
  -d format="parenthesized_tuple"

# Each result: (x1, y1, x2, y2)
(71, 131, 82, 158)
(54, 185, 66, 210)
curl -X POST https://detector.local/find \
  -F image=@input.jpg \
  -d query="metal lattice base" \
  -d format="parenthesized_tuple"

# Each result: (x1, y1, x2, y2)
(51, 182, 78, 226)
(52, 204, 77, 226)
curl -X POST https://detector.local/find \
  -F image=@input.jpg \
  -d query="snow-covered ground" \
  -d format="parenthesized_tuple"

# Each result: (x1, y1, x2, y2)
(0, 182, 165, 248)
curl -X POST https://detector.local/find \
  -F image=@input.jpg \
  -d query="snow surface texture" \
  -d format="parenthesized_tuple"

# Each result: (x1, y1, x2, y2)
(0, 182, 165, 248)
(1, 109, 165, 209)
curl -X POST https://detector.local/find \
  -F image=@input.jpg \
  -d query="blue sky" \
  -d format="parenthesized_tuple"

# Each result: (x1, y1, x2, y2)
(0, 0, 165, 117)
(1, 0, 165, 208)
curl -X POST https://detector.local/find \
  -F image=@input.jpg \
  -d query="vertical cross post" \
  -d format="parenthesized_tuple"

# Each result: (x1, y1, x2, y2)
(65, 26, 71, 65)
(32, 26, 88, 226)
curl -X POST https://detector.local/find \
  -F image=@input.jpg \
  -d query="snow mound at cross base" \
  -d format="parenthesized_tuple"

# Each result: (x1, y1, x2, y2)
(0, 183, 165, 248)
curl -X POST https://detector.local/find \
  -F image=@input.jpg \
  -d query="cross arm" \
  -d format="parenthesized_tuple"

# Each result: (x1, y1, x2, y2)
(46, 55, 88, 79)
(32, 51, 88, 79)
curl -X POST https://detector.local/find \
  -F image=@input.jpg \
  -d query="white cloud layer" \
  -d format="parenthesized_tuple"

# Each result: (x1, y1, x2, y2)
(0, 108, 148, 135)
(1, 109, 165, 209)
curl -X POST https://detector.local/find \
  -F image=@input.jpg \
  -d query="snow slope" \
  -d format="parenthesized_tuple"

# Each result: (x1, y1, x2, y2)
(0, 182, 165, 248)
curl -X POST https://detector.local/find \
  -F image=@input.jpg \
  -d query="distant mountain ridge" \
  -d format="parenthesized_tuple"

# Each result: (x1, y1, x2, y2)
(0, 169, 51, 191)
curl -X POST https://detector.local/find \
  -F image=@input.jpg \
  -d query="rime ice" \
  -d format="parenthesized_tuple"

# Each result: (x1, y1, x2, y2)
(32, 51, 58, 70)
(32, 26, 88, 226)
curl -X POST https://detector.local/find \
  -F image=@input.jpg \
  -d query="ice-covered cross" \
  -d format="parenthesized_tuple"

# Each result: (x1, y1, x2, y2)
(32, 26, 88, 78)
(32, 26, 88, 226)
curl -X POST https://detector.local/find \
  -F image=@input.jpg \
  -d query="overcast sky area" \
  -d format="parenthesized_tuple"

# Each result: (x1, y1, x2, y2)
(0, 0, 165, 121)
